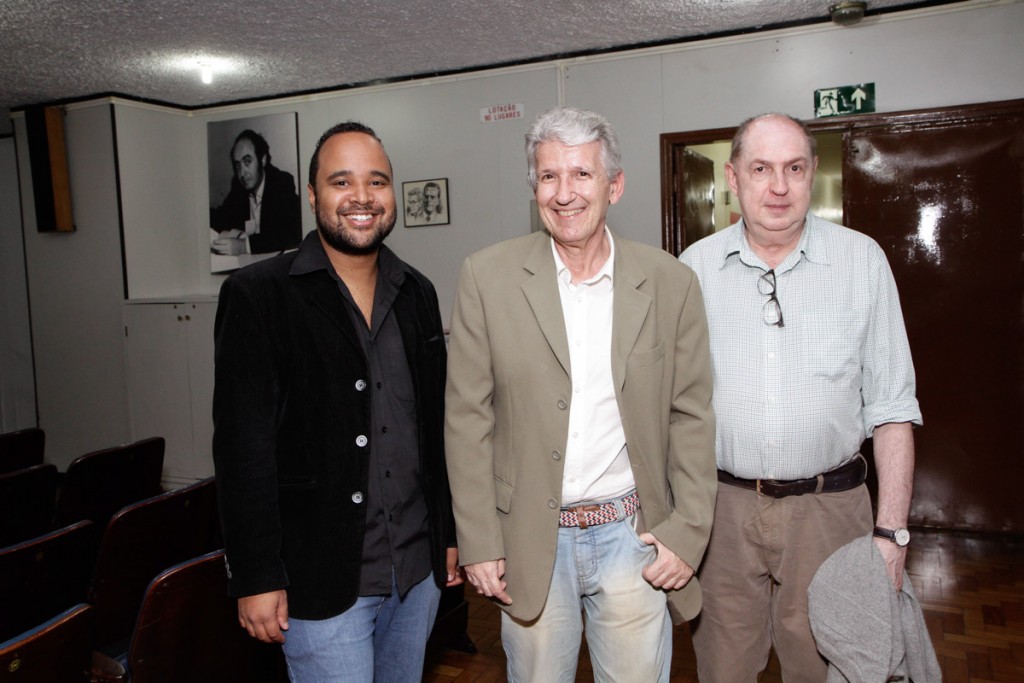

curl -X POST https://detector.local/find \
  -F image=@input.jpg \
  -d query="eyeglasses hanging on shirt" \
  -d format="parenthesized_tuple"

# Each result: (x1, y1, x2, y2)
(758, 269, 785, 327)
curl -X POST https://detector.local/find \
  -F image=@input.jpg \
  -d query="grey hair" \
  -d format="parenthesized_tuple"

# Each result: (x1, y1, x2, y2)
(730, 113, 817, 163)
(525, 107, 622, 190)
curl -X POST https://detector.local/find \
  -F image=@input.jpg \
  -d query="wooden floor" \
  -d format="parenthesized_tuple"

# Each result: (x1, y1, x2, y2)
(424, 529, 1024, 682)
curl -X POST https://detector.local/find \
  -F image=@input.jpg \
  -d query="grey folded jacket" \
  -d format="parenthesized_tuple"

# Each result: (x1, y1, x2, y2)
(808, 534, 942, 682)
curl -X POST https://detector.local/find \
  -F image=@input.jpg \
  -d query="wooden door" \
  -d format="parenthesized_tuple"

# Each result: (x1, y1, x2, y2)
(843, 105, 1024, 532)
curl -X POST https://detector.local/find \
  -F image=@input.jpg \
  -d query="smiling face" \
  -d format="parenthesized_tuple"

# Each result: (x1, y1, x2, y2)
(726, 115, 817, 247)
(231, 138, 266, 193)
(532, 139, 623, 252)
(307, 132, 396, 256)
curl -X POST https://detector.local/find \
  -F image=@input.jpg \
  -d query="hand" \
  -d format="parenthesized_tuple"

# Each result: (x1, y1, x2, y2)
(873, 536, 907, 592)
(212, 236, 247, 255)
(639, 532, 695, 590)
(445, 547, 465, 587)
(464, 559, 512, 605)
(238, 590, 289, 643)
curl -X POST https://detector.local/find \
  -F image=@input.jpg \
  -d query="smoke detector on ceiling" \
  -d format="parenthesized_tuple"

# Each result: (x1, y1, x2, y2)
(830, 1, 867, 27)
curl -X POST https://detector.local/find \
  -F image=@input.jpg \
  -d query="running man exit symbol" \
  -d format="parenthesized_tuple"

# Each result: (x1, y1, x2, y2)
(814, 83, 876, 118)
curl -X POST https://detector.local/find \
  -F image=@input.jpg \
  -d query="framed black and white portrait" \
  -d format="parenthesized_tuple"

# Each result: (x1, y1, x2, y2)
(402, 178, 450, 227)
(208, 112, 302, 274)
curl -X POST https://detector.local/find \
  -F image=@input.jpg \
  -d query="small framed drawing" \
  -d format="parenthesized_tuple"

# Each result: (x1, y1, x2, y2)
(403, 178, 450, 227)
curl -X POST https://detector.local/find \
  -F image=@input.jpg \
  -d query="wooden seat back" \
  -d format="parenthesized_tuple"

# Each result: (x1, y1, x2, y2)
(90, 477, 220, 650)
(0, 464, 58, 548)
(0, 604, 93, 683)
(0, 521, 96, 643)
(0, 428, 44, 474)
(125, 550, 286, 682)
(54, 437, 165, 529)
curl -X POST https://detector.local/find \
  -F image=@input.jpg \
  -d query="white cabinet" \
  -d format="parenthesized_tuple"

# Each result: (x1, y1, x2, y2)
(122, 300, 217, 486)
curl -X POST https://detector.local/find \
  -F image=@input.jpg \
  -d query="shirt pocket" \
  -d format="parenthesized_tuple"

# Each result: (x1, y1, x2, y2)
(802, 314, 863, 382)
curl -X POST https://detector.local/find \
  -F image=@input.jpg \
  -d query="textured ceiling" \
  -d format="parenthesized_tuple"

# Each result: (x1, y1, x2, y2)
(1, 0, 940, 135)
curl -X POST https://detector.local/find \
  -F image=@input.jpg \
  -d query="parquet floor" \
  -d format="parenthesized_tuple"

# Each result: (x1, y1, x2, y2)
(424, 529, 1024, 682)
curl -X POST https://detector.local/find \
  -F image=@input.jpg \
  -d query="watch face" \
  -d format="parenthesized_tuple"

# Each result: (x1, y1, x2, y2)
(894, 528, 911, 546)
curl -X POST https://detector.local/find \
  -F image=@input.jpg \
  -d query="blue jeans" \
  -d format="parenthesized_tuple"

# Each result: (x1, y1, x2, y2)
(281, 572, 441, 683)
(501, 511, 672, 683)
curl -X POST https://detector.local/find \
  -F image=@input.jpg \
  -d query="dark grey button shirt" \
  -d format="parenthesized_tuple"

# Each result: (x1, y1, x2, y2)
(314, 243, 432, 597)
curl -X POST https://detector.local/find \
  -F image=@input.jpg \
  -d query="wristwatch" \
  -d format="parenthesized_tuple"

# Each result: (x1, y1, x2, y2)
(873, 526, 911, 547)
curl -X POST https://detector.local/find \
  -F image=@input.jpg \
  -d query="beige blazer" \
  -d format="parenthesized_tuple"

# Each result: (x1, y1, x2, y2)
(445, 230, 716, 622)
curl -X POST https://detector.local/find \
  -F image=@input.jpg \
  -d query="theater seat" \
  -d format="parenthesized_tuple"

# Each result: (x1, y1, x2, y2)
(0, 603, 93, 683)
(54, 437, 165, 530)
(0, 464, 58, 548)
(0, 428, 44, 475)
(89, 478, 220, 652)
(0, 521, 96, 643)
(120, 550, 287, 683)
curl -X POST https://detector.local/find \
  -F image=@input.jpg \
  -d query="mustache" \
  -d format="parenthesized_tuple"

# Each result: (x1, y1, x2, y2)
(336, 205, 385, 216)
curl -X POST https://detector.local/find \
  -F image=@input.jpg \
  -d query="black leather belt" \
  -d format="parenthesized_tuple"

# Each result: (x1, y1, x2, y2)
(717, 454, 867, 498)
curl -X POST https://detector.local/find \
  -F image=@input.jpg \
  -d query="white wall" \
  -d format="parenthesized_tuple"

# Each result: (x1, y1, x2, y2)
(0, 136, 36, 432)
(115, 105, 202, 298)
(14, 103, 131, 470)
(110, 0, 1024, 321)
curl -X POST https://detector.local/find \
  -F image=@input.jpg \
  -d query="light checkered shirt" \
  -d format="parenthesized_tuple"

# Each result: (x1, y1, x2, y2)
(679, 213, 922, 480)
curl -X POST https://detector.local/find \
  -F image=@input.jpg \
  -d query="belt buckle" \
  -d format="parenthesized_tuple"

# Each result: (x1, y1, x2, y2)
(574, 504, 600, 529)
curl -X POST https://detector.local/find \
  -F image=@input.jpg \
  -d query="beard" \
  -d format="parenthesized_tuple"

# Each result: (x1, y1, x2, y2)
(315, 198, 396, 256)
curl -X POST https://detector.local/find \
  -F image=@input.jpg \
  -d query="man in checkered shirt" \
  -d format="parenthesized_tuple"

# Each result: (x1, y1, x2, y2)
(679, 113, 922, 682)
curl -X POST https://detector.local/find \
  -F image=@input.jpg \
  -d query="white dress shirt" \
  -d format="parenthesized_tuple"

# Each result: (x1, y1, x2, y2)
(552, 228, 636, 505)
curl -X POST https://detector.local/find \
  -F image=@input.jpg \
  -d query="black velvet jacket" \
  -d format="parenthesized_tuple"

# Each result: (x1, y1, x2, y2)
(212, 232, 453, 620)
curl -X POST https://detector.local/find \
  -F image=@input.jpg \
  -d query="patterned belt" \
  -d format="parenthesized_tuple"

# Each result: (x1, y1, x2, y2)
(559, 491, 640, 529)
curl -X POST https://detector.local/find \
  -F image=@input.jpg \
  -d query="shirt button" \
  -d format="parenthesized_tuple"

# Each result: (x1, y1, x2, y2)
(355, 435, 368, 447)
(557, 399, 567, 410)
(552, 451, 561, 461)
(355, 379, 367, 391)
(351, 492, 364, 504)
(548, 499, 558, 509)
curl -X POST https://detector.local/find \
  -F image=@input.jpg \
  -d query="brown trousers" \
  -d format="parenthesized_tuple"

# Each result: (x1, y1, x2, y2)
(691, 482, 873, 682)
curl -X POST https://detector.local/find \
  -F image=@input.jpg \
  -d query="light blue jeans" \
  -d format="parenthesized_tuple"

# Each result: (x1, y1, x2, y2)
(281, 572, 441, 683)
(501, 511, 672, 683)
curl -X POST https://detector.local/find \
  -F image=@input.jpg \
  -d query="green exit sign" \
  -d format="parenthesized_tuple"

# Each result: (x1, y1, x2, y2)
(814, 83, 876, 118)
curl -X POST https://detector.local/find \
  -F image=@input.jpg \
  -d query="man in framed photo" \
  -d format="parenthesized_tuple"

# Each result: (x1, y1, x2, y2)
(422, 181, 446, 224)
(211, 129, 302, 256)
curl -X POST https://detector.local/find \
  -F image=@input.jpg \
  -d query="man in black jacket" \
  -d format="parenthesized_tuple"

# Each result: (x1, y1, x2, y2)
(213, 121, 460, 682)
(210, 129, 302, 255)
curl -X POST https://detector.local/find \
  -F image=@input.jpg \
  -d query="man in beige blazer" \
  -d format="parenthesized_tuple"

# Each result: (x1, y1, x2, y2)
(445, 106, 717, 682)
